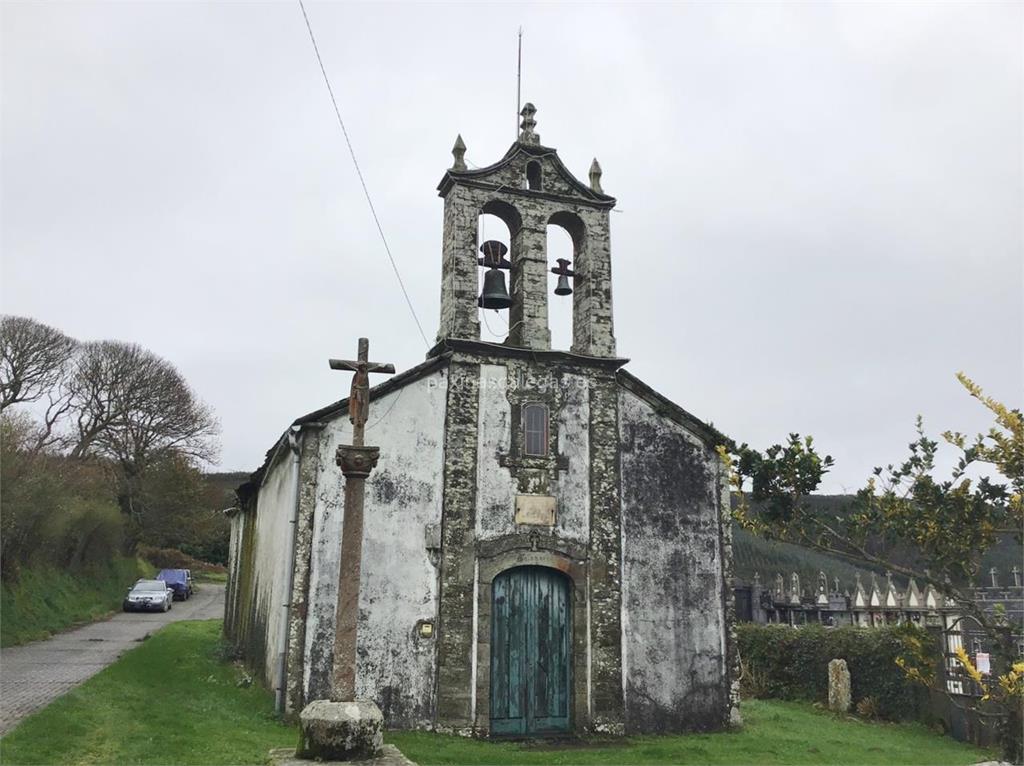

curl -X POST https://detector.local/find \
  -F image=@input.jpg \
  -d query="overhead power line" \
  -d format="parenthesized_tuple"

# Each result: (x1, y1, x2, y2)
(297, 0, 431, 348)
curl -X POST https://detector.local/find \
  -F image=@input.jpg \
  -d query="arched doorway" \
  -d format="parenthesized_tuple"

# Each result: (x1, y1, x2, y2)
(490, 566, 571, 736)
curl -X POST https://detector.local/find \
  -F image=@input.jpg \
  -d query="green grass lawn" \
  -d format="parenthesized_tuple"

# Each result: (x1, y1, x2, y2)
(0, 620, 297, 766)
(0, 617, 996, 766)
(1, 557, 155, 647)
(389, 701, 994, 765)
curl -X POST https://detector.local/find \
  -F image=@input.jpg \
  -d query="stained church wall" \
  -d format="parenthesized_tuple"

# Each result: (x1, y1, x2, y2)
(618, 389, 731, 733)
(237, 448, 298, 696)
(300, 370, 448, 728)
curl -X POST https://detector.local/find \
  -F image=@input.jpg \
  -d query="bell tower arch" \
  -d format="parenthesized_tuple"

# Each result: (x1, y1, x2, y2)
(435, 104, 618, 357)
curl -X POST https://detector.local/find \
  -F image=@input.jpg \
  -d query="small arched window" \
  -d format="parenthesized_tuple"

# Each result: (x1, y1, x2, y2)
(523, 403, 548, 456)
(526, 161, 542, 191)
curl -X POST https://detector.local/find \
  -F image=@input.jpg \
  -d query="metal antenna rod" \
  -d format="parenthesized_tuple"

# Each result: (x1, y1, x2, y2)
(516, 27, 523, 140)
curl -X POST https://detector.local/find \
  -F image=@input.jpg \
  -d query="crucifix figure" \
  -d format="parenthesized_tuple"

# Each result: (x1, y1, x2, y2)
(327, 337, 394, 702)
(330, 337, 396, 447)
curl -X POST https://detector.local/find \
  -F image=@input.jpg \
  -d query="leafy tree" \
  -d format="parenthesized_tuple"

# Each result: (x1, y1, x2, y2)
(1, 316, 225, 571)
(720, 373, 1023, 761)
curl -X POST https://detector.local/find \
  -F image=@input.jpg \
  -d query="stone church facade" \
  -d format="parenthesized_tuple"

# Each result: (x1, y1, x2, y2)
(226, 106, 739, 737)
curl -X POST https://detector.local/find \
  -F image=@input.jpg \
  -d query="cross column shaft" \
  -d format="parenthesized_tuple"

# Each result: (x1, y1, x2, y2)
(327, 337, 394, 703)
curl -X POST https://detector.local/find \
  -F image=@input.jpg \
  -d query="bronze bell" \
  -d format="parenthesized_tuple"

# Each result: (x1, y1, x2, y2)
(551, 257, 574, 296)
(479, 268, 512, 309)
(478, 240, 512, 309)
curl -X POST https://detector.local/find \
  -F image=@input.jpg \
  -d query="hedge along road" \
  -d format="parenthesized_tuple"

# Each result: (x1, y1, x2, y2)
(0, 583, 225, 736)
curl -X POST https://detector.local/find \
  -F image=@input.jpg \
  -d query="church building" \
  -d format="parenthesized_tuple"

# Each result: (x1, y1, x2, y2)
(225, 105, 740, 737)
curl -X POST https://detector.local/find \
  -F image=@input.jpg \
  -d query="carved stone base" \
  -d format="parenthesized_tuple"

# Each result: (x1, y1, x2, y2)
(296, 700, 384, 762)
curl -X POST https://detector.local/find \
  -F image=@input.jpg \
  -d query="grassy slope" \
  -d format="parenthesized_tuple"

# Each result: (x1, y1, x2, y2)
(731, 525, 887, 587)
(0, 556, 154, 647)
(1, 620, 993, 766)
(390, 702, 992, 765)
(0, 620, 296, 766)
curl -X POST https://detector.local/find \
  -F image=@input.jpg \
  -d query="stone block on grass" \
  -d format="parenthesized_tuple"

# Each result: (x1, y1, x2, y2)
(296, 699, 383, 761)
(828, 658, 851, 713)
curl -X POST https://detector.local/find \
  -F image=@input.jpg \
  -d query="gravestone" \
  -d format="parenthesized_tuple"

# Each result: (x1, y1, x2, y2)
(828, 659, 851, 713)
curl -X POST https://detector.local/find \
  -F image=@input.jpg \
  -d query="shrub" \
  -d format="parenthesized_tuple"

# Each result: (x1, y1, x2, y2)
(856, 695, 881, 720)
(137, 544, 226, 574)
(737, 623, 938, 721)
(0, 556, 151, 646)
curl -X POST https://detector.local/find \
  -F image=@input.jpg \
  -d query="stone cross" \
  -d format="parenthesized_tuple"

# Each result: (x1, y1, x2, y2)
(328, 338, 395, 702)
(1013, 566, 1021, 587)
(990, 566, 999, 588)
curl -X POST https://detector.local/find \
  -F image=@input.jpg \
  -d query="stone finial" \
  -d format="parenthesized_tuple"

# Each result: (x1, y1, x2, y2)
(451, 134, 467, 171)
(519, 102, 539, 145)
(990, 566, 999, 588)
(753, 571, 761, 587)
(589, 158, 603, 193)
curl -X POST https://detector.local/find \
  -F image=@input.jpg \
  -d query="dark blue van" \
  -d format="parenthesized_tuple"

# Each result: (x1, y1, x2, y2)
(156, 569, 193, 600)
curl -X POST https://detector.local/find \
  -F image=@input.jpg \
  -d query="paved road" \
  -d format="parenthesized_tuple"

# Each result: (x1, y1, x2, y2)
(0, 583, 225, 736)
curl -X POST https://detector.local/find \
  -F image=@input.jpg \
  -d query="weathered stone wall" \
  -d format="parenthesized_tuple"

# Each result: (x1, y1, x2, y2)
(285, 426, 325, 716)
(618, 389, 730, 733)
(474, 364, 590, 545)
(435, 343, 625, 735)
(301, 370, 448, 728)
(436, 142, 616, 357)
(251, 448, 299, 693)
(434, 359, 480, 732)
(224, 510, 245, 639)
(225, 447, 297, 693)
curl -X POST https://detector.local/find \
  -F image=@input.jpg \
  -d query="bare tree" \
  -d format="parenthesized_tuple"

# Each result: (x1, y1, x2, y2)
(0, 315, 77, 411)
(68, 341, 220, 483)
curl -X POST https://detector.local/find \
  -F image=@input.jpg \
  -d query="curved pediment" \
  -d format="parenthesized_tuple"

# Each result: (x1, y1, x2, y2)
(437, 141, 616, 209)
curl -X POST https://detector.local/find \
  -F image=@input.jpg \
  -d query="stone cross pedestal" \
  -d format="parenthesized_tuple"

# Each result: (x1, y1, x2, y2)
(296, 338, 394, 762)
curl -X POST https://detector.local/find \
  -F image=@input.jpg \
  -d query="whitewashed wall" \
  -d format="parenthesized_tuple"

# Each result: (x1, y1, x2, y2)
(251, 449, 298, 692)
(619, 389, 728, 732)
(302, 369, 448, 727)
(475, 364, 513, 540)
(554, 372, 590, 544)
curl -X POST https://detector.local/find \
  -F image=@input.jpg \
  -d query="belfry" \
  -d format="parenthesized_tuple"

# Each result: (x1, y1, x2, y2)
(227, 104, 739, 737)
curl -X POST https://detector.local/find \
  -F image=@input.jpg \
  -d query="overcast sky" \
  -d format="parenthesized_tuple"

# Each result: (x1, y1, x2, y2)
(2, 1, 1021, 492)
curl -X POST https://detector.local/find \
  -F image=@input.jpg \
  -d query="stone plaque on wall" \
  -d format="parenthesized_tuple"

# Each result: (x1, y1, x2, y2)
(515, 495, 556, 526)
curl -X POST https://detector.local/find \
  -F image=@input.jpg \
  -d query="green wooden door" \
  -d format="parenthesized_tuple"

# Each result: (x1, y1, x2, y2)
(490, 566, 571, 736)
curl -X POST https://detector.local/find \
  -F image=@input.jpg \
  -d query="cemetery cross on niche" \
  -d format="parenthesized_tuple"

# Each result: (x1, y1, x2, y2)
(327, 337, 395, 702)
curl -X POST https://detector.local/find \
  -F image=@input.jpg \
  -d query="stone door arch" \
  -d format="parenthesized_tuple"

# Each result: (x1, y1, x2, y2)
(474, 543, 589, 735)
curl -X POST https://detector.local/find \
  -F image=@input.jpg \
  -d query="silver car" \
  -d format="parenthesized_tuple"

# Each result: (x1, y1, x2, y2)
(123, 579, 174, 612)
